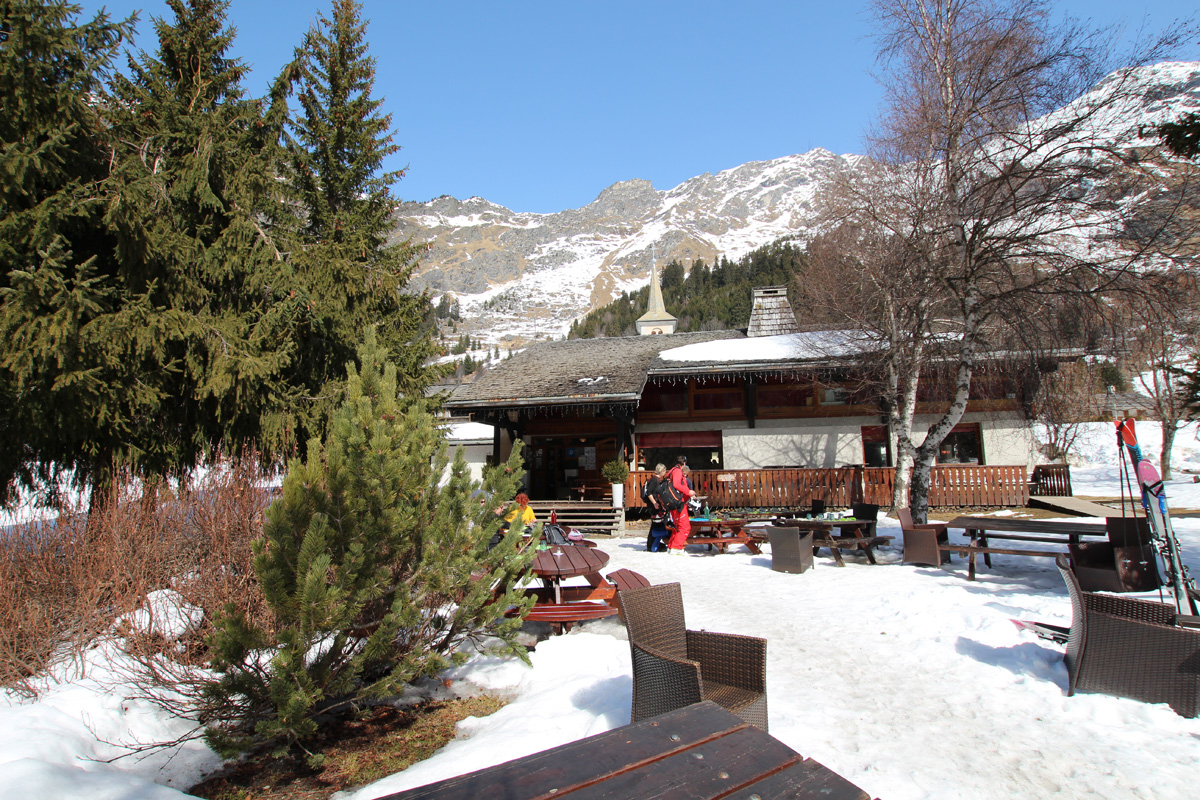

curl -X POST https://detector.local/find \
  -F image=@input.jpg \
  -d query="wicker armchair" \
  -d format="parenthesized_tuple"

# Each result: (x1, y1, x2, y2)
(897, 507, 950, 567)
(1056, 555, 1200, 717)
(767, 527, 813, 574)
(618, 582, 768, 730)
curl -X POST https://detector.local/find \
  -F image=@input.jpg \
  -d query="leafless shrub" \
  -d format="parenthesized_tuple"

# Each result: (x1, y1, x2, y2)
(0, 456, 272, 700)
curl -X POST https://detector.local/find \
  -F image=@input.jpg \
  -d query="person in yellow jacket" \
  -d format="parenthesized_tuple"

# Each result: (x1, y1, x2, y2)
(488, 492, 536, 550)
(503, 492, 536, 532)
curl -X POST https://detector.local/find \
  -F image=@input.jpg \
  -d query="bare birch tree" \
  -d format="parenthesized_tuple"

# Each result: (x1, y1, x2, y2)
(859, 0, 1195, 520)
(806, 178, 949, 508)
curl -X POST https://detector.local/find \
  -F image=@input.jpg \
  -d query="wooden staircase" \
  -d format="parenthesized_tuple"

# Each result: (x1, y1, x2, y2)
(528, 501, 624, 538)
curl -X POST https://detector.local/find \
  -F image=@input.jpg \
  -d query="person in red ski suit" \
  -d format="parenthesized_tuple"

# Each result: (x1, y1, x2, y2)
(666, 456, 693, 554)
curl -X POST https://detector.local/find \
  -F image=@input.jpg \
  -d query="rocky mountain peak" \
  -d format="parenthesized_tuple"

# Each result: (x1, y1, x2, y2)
(399, 61, 1200, 349)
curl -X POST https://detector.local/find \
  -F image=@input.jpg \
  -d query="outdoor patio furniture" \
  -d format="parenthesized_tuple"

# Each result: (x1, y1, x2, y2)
(767, 527, 813, 574)
(898, 507, 950, 567)
(851, 502, 879, 521)
(618, 582, 768, 730)
(947, 515, 1107, 581)
(1056, 555, 1200, 718)
(374, 701, 871, 800)
(606, 568, 651, 621)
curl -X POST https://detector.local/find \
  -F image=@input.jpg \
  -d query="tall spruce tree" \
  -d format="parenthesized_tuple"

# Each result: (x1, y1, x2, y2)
(202, 328, 534, 757)
(284, 0, 439, 417)
(104, 0, 311, 474)
(0, 0, 150, 505)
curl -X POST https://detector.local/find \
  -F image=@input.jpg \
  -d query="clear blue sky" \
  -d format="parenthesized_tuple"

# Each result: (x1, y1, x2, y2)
(79, 0, 1195, 213)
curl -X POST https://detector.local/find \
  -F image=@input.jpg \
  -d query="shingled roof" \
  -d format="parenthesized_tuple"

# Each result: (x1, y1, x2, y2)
(444, 330, 741, 411)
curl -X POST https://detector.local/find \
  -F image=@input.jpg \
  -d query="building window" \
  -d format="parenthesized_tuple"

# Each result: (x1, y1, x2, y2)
(757, 383, 814, 411)
(690, 376, 743, 416)
(821, 386, 850, 405)
(692, 387, 743, 414)
(636, 431, 723, 471)
(861, 425, 891, 468)
(640, 381, 688, 414)
(937, 424, 983, 464)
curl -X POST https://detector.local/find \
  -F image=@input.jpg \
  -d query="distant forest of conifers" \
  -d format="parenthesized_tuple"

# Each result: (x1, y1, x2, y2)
(568, 241, 805, 338)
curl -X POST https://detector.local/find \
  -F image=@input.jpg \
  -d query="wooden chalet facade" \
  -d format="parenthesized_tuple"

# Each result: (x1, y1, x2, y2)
(443, 319, 1046, 505)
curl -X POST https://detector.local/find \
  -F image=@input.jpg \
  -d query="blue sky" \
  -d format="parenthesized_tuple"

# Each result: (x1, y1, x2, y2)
(79, 1, 1195, 213)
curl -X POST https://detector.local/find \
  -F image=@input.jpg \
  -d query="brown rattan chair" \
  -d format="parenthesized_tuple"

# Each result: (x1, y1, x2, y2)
(1056, 555, 1200, 717)
(897, 507, 950, 567)
(618, 582, 768, 730)
(767, 527, 813, 574)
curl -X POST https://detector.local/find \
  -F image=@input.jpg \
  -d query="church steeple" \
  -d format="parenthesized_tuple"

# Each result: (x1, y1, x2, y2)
(636, 257, 677, 335)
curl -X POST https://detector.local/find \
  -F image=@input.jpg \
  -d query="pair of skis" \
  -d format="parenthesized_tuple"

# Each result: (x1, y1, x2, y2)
(1015, 417, 1197, 640)
(1115, 418, 1198, 616)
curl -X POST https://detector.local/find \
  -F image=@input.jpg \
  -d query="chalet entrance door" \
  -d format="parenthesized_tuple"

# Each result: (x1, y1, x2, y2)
(528, 435, 617, 501)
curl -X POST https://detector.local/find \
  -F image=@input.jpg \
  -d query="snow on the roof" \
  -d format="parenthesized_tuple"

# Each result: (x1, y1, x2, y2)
(659, 330, 877, 363)
(443, 421, 494, 442)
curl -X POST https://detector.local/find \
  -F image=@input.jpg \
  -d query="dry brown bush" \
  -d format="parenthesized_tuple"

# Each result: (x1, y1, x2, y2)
(0, 457, 273, 699)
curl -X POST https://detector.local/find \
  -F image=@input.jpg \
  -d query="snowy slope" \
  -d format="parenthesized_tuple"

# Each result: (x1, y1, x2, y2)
(396, 61, 1200, 347)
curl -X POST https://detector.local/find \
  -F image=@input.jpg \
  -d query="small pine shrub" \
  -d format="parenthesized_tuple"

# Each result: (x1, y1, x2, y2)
(201, 329, 534, 756)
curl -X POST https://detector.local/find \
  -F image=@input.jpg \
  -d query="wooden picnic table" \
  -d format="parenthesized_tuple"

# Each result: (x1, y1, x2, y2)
(375, 700, 874, 800)
(687, 517, 763, 554)
(748, 518, 893, 567)
(945, 515, 1110, 581)
(517, 546, 618, 632)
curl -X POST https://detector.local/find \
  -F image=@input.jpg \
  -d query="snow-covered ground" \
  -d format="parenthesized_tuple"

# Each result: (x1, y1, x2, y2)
(4, 420, 1200, 799)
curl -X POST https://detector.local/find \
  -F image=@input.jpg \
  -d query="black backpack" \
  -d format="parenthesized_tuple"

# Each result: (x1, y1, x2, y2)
(543, 523, 571, 546)
(657, 470, 686, 511)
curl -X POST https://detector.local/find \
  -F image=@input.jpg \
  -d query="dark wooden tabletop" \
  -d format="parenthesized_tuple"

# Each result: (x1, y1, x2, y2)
(375, 701, 872, 800)
(689, 518, 749, 531)
(529, 546, 609, 580)
(745, 519, 878, 537)
(946, 516, 1109, 536)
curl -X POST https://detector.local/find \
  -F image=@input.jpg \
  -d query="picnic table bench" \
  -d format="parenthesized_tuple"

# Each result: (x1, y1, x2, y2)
(687, 518, 763, 554)
(944, 516, 1110, 581)
(375, 700, 874, 800)
(513, 552, 650, 632)
(812, 534, 895, 566)
(748, 519, 893, 567)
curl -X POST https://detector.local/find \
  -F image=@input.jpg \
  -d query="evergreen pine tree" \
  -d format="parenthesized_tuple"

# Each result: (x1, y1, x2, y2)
(104, 0, 310, 474)
(285, 0, 440, 417)
(0, 0, 150, 504)
(202, 328, 534, 756)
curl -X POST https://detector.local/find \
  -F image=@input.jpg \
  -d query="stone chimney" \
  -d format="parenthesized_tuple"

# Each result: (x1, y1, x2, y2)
(747, 286, 799, 337)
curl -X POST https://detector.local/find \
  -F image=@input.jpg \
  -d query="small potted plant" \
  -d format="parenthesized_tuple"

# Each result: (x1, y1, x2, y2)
(601, 459, 630, 508)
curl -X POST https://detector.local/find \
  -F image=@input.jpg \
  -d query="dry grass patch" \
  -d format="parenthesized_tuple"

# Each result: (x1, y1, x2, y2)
(189, 694, 506, 800)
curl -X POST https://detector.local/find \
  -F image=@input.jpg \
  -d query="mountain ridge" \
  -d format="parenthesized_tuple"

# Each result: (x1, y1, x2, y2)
(396, 61, 1200, 348)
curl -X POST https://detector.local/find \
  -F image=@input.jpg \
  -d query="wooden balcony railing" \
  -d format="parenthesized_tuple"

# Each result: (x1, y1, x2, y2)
(626, 464, 1031, 510)
(1029, 463, 1073, 497)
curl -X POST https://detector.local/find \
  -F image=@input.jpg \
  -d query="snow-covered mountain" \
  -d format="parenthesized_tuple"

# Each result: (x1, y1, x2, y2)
(397, 61, 1200, 347)
(397, 148, 862, 346)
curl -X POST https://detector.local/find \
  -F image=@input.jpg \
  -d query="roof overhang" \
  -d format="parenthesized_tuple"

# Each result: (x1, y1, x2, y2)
(443, 392, 642, 411)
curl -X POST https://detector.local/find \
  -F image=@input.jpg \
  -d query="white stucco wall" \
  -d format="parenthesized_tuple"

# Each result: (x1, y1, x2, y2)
(973, 413, 1040, 467)
(721, 418, 872, 469)
(444, 442, 492, 484)
(638, 411, 1040, 470)
(637, 417, 873, 469)
(442, 420, 496, 484)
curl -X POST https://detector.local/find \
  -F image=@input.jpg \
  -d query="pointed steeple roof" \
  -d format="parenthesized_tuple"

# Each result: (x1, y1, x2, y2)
(636, 260, 677, 335)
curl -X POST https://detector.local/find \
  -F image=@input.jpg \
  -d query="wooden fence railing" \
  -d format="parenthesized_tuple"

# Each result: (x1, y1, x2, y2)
(1029, 463, 1073, 496)
(626, 464, 1031, 510)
